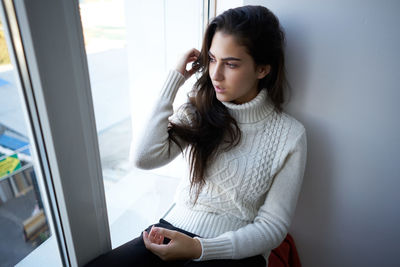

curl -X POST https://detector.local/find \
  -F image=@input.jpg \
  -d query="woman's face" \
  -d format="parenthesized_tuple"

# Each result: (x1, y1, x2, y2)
(208, 31, 269, 104)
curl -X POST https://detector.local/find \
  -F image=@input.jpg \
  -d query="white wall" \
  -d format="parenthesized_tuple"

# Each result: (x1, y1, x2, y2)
(245, 0, 400, 266)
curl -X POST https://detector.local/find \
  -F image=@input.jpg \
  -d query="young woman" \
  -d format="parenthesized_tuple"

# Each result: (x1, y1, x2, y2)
(86, 5, 306, 267)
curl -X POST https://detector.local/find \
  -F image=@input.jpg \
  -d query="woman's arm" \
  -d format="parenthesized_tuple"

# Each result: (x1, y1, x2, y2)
(195, 129, 307, 260)
(133, 70, 185, 169)
(133, 49, 200, 169)
(142, 129, 307, 261)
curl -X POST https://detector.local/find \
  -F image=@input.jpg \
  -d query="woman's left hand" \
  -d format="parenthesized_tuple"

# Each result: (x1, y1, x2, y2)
(143, 227, 202, 261)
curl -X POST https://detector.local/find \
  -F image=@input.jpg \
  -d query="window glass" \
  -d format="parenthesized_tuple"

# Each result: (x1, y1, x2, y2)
(79, 0, 203, 248)
(0, 19, 59, 267)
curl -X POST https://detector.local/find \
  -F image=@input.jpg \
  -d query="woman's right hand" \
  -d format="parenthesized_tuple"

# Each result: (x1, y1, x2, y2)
(175, 48, 200, 80)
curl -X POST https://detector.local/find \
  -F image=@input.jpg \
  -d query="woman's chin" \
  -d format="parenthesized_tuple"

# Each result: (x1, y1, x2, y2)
(215, 93, 231, 103)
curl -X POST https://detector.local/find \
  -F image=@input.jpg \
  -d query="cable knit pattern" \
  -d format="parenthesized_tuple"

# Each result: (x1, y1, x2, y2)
(133, 70, 307, 266)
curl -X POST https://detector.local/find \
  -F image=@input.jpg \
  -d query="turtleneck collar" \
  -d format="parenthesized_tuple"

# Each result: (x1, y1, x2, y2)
(221, 89, 274, 123)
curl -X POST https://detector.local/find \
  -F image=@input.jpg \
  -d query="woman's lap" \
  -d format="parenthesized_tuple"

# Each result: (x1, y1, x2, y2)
(85, 219, 183, 267)
(85, 219, 265, 267)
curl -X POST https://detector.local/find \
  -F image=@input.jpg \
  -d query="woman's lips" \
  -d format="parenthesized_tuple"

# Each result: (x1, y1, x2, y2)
(214, 85, 225, 93)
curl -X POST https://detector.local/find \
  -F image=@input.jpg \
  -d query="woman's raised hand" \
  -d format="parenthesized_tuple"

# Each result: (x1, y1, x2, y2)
(143, 227, 202, 261)
(175, 48, 201, 80)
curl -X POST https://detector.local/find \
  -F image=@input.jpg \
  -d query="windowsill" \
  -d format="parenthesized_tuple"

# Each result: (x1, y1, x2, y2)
(16, 235, 62, 267)
(105, 166, 180, 248)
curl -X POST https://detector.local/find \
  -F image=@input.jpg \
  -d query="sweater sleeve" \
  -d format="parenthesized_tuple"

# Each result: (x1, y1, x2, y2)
(133, 70, 187, 170)
(194, 129, 307, 261)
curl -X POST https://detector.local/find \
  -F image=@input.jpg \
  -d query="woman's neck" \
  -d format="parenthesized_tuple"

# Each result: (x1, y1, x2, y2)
(221, 89, 274, 123)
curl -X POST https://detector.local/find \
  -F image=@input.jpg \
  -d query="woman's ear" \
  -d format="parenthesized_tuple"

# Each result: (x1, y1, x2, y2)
(256, 65, 271, 79)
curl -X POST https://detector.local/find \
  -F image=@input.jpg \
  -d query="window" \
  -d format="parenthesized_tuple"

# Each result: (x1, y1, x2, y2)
(0, 3, 61, 267)
(0, 1, 110, 266)
(79, 0, 204, 248)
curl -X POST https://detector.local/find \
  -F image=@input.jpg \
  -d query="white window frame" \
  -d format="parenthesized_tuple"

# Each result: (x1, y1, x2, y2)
(0, 0, 110, 266)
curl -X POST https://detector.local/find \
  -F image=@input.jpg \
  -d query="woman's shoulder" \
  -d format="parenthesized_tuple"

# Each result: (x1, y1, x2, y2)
(274, 111, 306, 146)
(282, 112, 305, 134)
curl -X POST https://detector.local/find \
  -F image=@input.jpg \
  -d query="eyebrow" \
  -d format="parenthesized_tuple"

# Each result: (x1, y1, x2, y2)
(208, 51, 241, 61)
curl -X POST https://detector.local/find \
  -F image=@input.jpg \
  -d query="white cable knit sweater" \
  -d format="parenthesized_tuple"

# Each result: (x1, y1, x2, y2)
(133, 70, 307, 265)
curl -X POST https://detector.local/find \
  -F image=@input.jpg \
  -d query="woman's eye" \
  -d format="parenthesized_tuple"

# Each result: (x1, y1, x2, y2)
(226, 62, 237, 68)
(209, 57, 216, 62)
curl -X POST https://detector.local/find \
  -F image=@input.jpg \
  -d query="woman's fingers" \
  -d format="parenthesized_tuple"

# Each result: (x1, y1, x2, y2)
(143, 230, 168, 259)
(175, 48, 201, 80)
(148, 226, 165, 245)
(185, 48, 200, 59)
(150, 227, 177, 240)
(144, 227, 202, 261)
(143, 231, 151, 247)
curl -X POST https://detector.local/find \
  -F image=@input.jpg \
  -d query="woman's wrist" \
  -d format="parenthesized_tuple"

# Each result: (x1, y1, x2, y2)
(175, 66, 185, 77)
(192, 237, 202, 259)
(173, 69, 185, 80)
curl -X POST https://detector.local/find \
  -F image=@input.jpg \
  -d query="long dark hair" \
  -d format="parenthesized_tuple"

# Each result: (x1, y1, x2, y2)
(168, 5, 287, 203)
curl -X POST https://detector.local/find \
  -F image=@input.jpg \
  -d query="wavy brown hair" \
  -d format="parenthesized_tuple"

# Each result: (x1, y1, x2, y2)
(168, 5, 287, 203)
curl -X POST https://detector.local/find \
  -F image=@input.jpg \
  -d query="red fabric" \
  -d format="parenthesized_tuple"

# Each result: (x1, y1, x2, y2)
(268, 233, 301, 267)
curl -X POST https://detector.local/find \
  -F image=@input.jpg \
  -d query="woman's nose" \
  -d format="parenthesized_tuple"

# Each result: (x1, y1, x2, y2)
(211, 64, 224, 81)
